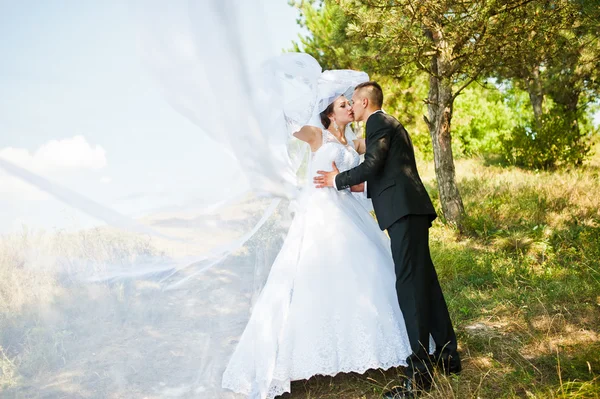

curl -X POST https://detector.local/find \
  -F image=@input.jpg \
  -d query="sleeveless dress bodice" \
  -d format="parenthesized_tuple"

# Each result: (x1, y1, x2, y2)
(309, 129, 360, 186)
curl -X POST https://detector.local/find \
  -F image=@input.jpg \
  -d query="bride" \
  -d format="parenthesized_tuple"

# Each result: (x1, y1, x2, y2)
(221, 73, 433, 398)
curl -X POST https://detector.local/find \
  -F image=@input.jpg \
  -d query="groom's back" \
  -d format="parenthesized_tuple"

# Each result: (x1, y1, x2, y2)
(366, 112, 437, 229)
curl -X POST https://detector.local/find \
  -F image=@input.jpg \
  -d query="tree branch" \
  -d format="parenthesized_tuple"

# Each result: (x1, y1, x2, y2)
(452, 67, 485, 100)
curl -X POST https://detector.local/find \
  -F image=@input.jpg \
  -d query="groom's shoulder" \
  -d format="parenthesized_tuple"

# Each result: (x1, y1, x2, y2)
(366, 111, 388, 125)
(367, 111, 399, 128)
(381, 112, 400, 125)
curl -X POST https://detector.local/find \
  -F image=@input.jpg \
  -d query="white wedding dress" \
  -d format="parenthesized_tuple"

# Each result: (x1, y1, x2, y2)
(222, 130, 432, 399)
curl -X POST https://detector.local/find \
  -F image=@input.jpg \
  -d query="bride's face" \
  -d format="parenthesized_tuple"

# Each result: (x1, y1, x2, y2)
(328, 96, 354, 126)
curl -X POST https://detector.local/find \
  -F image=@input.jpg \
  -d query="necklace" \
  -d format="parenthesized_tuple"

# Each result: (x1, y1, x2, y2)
(327, 126, 347, 145)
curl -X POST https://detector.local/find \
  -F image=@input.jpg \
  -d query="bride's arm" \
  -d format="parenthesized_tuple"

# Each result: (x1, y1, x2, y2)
(293, 126, 322, 152)
(353, 139, 366, 155)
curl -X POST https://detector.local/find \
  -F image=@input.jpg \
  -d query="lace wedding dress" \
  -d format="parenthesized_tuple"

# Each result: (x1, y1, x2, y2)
(222, 130, 434, 399)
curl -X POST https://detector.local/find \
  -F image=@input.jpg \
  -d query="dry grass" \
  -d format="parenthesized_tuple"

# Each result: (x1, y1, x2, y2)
(0, 227, 169, 394)
(1, 148, 599, 398)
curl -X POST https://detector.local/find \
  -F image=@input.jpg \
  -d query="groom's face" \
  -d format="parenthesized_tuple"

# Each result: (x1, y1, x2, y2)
(350, 90, 366, 122)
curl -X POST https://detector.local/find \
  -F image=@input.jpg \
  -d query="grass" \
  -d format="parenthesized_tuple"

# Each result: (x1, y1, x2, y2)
(281, 150, 600, 398)
(1, 149, 599, 398)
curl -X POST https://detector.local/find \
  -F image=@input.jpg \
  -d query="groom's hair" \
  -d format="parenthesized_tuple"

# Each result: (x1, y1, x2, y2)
(355, 81, 383, 108)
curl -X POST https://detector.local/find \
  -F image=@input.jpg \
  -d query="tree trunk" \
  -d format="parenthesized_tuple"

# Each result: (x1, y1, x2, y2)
(554, 83, 581, 135)
(427, 52, 465, 229)
(525, 65, 544, 130)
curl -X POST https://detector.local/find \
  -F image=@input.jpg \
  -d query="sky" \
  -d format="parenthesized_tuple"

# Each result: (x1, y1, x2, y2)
(0, 1, 306, 233)
(1, 2, 598, 234)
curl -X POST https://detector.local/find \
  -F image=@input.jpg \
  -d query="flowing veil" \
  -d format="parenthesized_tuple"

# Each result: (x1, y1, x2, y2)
(0, 1, 369, 397)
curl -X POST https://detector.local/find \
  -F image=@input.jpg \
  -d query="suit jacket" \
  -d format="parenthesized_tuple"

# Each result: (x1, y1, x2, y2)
(335, 111, 437, 230)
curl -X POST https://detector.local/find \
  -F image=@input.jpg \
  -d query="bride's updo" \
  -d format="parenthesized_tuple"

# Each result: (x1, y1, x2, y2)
(319, 102, 335, 129)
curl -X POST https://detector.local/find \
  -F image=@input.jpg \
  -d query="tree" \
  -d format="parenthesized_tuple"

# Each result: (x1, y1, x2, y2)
(293, 0, 539, 229)
(290, 0, 432, 155)
(544, 0, 600, 132)
(494, 0, 600, 125)
(494, 0, 600, 168)
(290, 0, 355, 69)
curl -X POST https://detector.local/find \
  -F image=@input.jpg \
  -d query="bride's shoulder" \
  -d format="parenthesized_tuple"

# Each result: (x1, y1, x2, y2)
(293, 125, 323, 151)
(300, 125, 322, 135)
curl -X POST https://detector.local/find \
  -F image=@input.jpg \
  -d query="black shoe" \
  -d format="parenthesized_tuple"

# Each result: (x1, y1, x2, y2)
(431, 351, 462, 375)
(382, 373, 432, 398)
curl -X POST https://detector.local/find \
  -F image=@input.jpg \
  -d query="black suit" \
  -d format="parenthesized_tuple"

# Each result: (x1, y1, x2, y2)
(336, 111, 436, 229)
(335, 111, 459, 376)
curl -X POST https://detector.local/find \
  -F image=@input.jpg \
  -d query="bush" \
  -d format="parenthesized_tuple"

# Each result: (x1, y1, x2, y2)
(452, 83, 524, 158)
(502, 109, 593, 169)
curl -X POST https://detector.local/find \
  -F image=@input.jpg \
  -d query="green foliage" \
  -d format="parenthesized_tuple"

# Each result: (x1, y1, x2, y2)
(502, 108, 594, 169)
(492, 0, 600, 147)
(289, 0, 355, 69)
(377, 73, 433, 158)
(452, 82, 528, 157)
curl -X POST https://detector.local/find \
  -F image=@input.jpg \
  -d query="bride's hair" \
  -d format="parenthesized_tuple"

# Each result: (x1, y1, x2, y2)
(319, 102, 335, 128)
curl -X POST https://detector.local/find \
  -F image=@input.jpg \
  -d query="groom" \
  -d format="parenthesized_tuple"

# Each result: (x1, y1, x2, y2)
(314, 81, 461, 398)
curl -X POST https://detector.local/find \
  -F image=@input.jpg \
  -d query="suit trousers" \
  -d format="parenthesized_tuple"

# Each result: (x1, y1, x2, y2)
(387, 215, 458, 375)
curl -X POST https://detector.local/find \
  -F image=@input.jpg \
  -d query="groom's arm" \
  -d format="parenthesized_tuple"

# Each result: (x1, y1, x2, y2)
(334, 126, 390, 190)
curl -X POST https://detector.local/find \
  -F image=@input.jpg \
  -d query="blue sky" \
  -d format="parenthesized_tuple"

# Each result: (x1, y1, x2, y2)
(0, 1, 305, 232)
(0, 1, 303, 153)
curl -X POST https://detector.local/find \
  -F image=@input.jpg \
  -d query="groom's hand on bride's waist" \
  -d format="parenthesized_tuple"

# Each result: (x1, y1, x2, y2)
(314, 162, 339, 188)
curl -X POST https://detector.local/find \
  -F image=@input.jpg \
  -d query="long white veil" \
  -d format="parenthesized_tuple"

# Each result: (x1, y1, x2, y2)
(0, 1, 368, 398)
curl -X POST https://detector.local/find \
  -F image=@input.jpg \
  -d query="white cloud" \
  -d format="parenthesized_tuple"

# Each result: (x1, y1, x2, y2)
(0, 135, 107, 200)
(100, 176, 112, 184)
(0, 135, 106, 173)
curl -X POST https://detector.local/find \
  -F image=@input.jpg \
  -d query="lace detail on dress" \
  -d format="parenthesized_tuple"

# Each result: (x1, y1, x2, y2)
(263, 307, 413, 399)
(316, 129, 360, 175)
